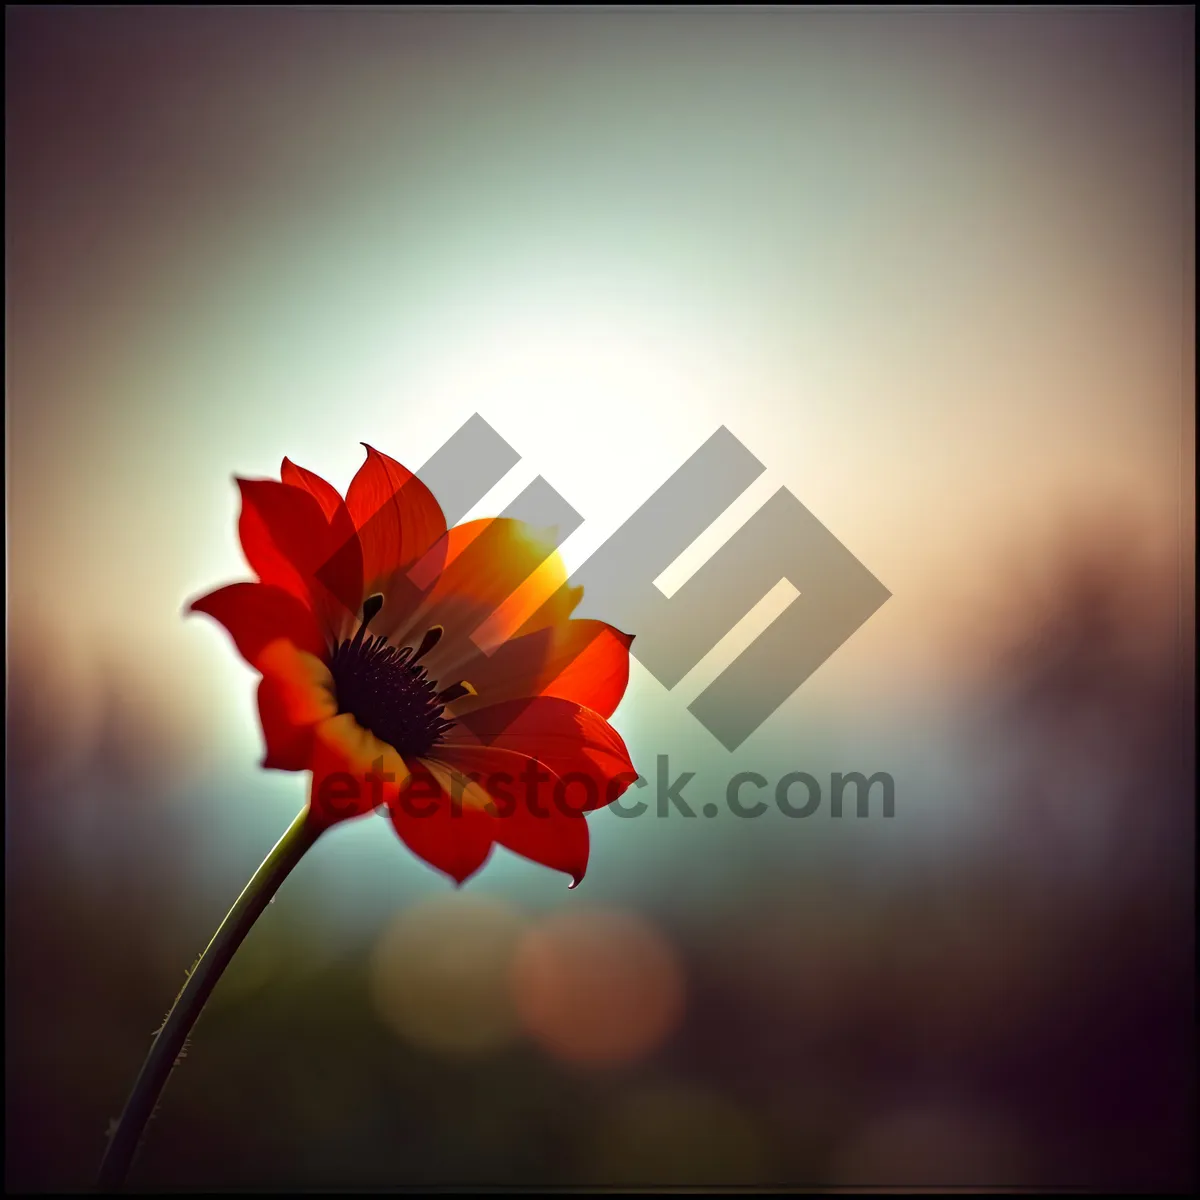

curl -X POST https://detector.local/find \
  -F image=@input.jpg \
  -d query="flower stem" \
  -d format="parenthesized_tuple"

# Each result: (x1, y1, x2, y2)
(97, 805, 323, 1191)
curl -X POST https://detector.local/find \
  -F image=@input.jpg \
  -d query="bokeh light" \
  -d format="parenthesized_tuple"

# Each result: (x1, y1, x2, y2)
(368, 894, 527, 1057)
(510, 909, 685, 1068)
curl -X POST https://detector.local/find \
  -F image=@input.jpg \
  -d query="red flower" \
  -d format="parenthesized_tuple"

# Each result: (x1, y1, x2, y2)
(189, 445, 637, 886)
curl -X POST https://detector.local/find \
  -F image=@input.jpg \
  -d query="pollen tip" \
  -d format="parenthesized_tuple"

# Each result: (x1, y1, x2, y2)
(361, 593, 385, 623)
(436, 680, 476, 705)
(411, 624, 444, 663)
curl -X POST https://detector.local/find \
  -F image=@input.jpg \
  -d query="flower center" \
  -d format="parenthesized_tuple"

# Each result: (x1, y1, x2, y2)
(328, 594, 473, 758)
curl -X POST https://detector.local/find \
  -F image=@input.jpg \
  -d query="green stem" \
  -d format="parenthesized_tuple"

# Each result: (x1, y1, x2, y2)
(97, 806, 323, 1191)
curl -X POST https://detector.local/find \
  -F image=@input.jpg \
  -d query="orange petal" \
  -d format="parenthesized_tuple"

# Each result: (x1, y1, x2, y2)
(345, 445, 447, 595)
(394, 518, 582, 680)
(308, 712, 409, 829)
(481, 551, 585, 647)
(256, 639, 338, 771)
(448, 620, 634, 720)
(387, 759, 494, 886)
(433, 743, 591, 885)
(444, 697, 637, 813)
(537, 623, 633, 719)
(187, 582, 326, 669)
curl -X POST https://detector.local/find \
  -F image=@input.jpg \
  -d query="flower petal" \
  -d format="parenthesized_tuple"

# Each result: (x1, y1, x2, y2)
(256, 638, 338, 771)
(497, 805, 589, 886)
(444, 697, 637, 812)
(187, 582, 327, 669)
(448, 620, 634, 720)
(308, 712, 409, 829)
(345, 444, 447, 595)
(387, 760, 494, 886)
(395, 518, 583, 680)
(238, 478, 362, 642)
(277, 460, 367, 642)
(432, 743, 591, 885)
(237, 477, 327, 597)
(535, 623, 633, 719)
(280, 457, 344, 522)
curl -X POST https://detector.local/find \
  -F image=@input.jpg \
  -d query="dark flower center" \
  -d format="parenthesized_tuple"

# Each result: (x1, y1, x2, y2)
(329, 594, 473, 758)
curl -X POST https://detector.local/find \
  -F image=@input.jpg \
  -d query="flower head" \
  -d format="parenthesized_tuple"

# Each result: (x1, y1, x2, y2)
(189, 445, 637, 886)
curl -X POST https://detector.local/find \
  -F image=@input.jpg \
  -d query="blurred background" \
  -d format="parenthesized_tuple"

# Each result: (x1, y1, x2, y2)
(6, 5, 1194, 1190)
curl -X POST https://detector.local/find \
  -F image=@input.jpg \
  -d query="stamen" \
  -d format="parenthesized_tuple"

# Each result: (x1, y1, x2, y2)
(410, 625, 444, 664)
(350, 593, 385, 651)
(362, 593, 385, 623)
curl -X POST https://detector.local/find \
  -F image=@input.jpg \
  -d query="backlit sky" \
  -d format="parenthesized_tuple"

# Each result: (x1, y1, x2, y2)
(6, 7, 1193, 908)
